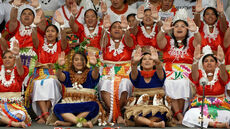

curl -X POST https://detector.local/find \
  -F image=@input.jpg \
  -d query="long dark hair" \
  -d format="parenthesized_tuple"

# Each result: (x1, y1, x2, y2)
(202, 54, 217, 64)
(71, 52, 88, 71)
(44, 24, 59, 42)
(171, 20, 189, 49)
(203, 7, 219, 23)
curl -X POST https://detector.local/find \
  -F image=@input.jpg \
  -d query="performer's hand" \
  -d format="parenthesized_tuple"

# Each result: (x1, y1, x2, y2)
(103, 15, 111, 29)
(88, 51, 97, 65)
(137, 5, 145, 20)
(195, 0, 204, 13)
(162, 17, 173, 32)
(121, 15, 128, 29)
(194, 44, 202, 60)
(133, 46, 143, 64)
(11, 41, 20, 56)
(58, 52, 65, 66)
(101, 1, 107, 14)
(54, 11, 64, 25)
(216, 45, 225, 62)
(30, 0, 39, 8)
(34, 10, 42, 25)
(150, 47, 159, 62)
(186, 17, 197, 32)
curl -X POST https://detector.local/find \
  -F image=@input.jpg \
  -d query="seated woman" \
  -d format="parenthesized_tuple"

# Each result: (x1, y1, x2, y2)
(99, 14, 136, 123)
(125, 47, 172, 128)
(52, 51, 101, 128)
(182, 45, 230, 128)
(0, 42, 31, 127)
(24, 12, 69, 124)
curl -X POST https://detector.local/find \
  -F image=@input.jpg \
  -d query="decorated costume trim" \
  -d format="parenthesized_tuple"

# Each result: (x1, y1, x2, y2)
(19, 22, 34, 36)
(84, 24, 99, 38)
(108, 39, 124, 56)
(203, 22, 219, 42)
(42, 38, 57, 54)
(201, 68, 219, 87)
(168, 37, 190, 60)
(0, 65, 15, 87)
(140, 24, 156, 39)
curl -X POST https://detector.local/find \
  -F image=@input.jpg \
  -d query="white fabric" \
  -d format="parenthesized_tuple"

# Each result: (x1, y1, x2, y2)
(173, 0, 196, 18)
(39, 0, 64, 11)
(52, 5, 85, 27)
(225, 82, 230, 100)
(164, 78, 191, 99)
(98, 78, 132, 99)
(107, 5, 137, 23)
(32, 78, 62, 116)
(183, 108, 230, 128)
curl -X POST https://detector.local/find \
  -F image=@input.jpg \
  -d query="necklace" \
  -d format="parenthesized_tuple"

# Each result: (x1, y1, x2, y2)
(84, 24, 99, 38)
(207, 73, 213, 77)
(168, 38, 190, 60)
(203, 22, 219, 42)
(19, 22, 34, 36)
(177, 40, 182, 43)
(42, 38, 57, 54)
(109, 39, 124, 56)
(141, 24, 156, 39)
(0, 65, 15, 87)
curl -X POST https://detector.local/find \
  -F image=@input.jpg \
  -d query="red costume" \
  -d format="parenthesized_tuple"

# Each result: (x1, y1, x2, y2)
(0, 66, 28, 92)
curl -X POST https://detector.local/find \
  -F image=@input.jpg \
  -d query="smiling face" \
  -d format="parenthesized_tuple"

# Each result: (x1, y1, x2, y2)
(202, 55, 217, 73)
(203, 8, 218, 25)
(73, 54, 86, 71)
(141, 54, 155, 71)
(173, 20, 188, 39)
(45, 25, 58, 43)
(2, 52, 15, 69)
(84, 10, 97, 28)
(143, 10, 154, 26)
(110, 22, 123, 39)
(20, 9, 34, 26)
(161, 0, 174, 11)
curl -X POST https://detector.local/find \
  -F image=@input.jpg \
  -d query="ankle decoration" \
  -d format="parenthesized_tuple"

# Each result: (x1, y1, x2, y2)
(76, 117, 87, 127)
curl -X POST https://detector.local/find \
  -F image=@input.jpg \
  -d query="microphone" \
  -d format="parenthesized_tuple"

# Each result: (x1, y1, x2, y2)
(199, 77, 208, 86)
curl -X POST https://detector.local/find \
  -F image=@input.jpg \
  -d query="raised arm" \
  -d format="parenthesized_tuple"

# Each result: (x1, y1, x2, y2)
(32, 10, 43, 49)
(130, 47, 143, 81)
(216, 0, 228, 33)
(54, 11, 67, 50)
(193, 0, 203, 27)
(69, 2, 79, 33)
(223, 27, 230, 48)
(56, 52, 66, 82)
(88, 51, 99, 80)
(191, 44, 201, 82)
(0, 37, 9, 51)
(9, 0, 23, 33)
(11, 41, 24, 76)
(156, 17, 173, 49)
(30, 0, 47, 32)
(150, 47, 164, 80)
(187, 17, 201, 47)
(130, 5, 145, 36)
(100, 15, 111, 49)
(121, 15, 134, 48)
(216, 45, 228, 82)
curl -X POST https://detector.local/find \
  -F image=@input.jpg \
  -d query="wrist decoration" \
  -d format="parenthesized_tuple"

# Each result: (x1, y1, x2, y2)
(194, 26, 199, 34)
(60, 24, 66, 30)
(154, 16, 161, 23)
(161, 27, 166, 33)
(194, 12, 200, 15)
(193, 57, 199, 65)
(218, 59, 225, 65)
(135, 15, 142, 21)
(12, 3, 19, 9)
(35, 4, 41, 11)
(90, 58, 101, 69)
(76, 117, 87, 128)
(103, 12, 108, 15)
(15, 54, 20, 59)
(54, 62, 65, 70)
(122, 25, 130, 32)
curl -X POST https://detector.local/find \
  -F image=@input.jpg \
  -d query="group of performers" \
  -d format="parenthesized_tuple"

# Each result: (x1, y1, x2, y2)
(0, 0, 230, 128)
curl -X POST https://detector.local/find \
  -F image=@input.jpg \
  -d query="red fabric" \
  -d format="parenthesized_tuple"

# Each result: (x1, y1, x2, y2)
(157, 5, 177, 15)
(225, 47, 230, 65)
(74, 21, 102, 49)
(189, 70, 228, 96)
(6, 21, 43, 48)
(140, 70, 156, 78)
(160, 35, 195, 64)
(62, 6, 83, 21)
(136, 26, 158, 48)
(34, 40, 70, 64)
(110, 4, 128, 15)
(199, 21, 226, 51)
(103, 35, 135, 61)
(0, 66, 28, 92)
(0, 45, 3, 65)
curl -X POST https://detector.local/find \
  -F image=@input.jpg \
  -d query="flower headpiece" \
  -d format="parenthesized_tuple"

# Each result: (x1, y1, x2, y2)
(18, 4, 36, 20)
(173, 8, 188, 23)
(198, 45, 213, 69)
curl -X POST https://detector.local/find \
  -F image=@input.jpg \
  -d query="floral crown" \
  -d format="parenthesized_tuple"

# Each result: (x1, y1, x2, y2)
(173, 8, 188, 23)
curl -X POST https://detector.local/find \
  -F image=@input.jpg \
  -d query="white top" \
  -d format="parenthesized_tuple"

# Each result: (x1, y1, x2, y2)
(52, 5, 85, 27)
(107, 5, 137, 23)
(39, 0, 65, 11)
(173, 0, 196, 18)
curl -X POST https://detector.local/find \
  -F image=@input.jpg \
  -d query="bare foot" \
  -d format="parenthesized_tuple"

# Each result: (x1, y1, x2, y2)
(36, 118, 45, 124)
(117, 116, 125, 124)
(83, 121, 93, 128)
(54, 120, 72, 126)
(149, 121, 165, 128)
(11, 121, 26, 128)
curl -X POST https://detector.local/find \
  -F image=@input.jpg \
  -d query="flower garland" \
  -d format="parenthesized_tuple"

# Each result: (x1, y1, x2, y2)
(0, 65, 15, 87)
(108, 39, 124, 56)
(203, 22, 219, 43)
(84, 24, 99, 39)
(201, 67, 219, 87)
(42, 38, 57, 54)
(69, 68, 90, 85)
(19, 22, 34, 37)
(140, 24, 157, 39)
(168, 37, 190, 60)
